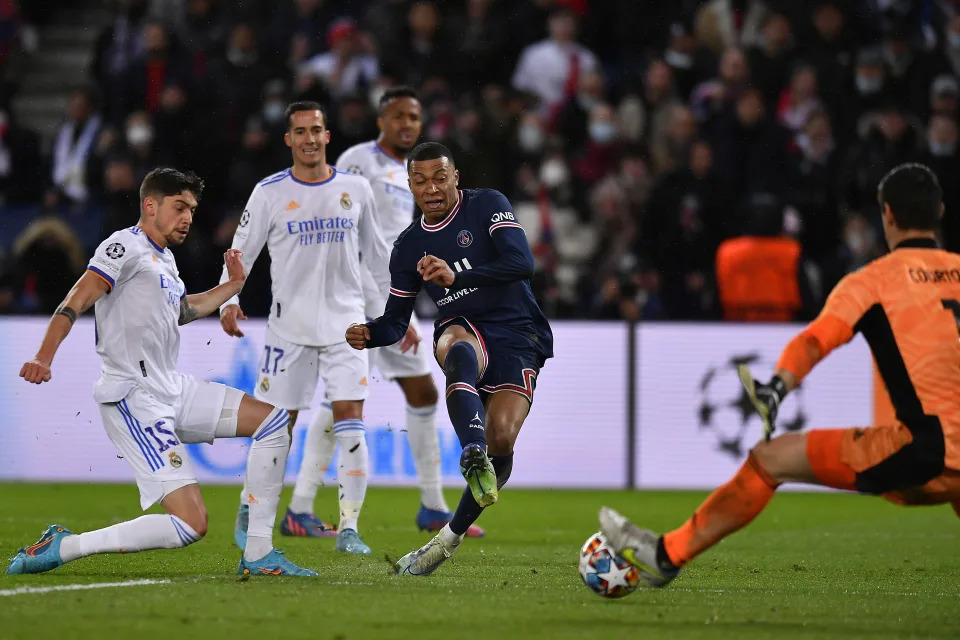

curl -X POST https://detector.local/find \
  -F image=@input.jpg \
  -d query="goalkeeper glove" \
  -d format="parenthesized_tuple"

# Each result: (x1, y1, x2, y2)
(736, 364, 788, 441)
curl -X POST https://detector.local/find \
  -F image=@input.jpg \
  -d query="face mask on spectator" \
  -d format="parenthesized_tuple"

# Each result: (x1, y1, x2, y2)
(589, 121, 617, 144)
(518, 124, 544, 153)
(263, 101, 285, 124)
(227, 48, 258, 67)
(127, 124, 153, 146)
(540, 159, 568, 188)
(664, 49, 693, 70)
(855, 75, 883, 95)
(577, 93, 601, 112)
(845, 230, 870, 256)
(930, 141, 956, 156)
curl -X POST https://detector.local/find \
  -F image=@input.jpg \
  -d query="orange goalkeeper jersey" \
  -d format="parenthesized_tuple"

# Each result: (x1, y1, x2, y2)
(799, 237, 960, 469)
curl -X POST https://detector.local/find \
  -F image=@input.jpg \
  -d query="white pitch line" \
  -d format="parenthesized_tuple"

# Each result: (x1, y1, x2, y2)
(0, 578, 170, 597)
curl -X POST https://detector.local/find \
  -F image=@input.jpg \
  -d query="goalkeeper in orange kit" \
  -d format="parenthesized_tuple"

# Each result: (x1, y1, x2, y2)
(601, 163, 960, 587)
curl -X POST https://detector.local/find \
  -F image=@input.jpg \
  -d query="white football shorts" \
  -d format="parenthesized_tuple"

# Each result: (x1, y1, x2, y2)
(254, 325, 369, 410)
(99, 374, 228, 509)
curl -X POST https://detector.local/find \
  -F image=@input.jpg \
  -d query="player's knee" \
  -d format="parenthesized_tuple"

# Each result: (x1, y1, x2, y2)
(445, 341, 477, 375)
(253, 408, 292, 446)
(179, 508, 208, 539)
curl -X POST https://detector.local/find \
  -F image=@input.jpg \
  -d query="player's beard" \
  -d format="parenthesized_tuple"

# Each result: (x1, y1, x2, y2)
(166, 228, 190, 246)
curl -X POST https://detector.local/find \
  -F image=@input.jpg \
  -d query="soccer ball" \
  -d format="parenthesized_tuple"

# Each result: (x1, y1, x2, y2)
(578, 531, 641, 598)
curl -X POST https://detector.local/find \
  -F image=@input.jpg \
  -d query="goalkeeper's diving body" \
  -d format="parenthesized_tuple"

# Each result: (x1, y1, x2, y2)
(601, 163, 960, 587)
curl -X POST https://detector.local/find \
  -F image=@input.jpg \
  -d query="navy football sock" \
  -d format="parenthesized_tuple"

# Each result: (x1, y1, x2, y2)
(449, 453, 513, 535)
(444, 342, 486, 449)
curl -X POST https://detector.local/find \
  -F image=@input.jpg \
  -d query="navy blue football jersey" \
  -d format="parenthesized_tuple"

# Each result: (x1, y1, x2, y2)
(366, 188, 553, 358)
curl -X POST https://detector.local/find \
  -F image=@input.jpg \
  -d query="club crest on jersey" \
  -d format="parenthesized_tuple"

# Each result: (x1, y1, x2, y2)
(105, 243, 125, 259)
(457, 230, 473, 248)
(340, 192, 353, 210)
(239, 209, 250, 227)
(346, 165, 361, 175)
(260, 377, 270, 392)
(168, 451, 182, 468)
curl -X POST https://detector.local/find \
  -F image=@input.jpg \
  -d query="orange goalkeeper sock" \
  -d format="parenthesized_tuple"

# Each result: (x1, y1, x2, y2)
(662, 452, 779, 568)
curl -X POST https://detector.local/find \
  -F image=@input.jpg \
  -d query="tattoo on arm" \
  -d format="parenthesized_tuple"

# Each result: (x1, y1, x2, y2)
(178, 298, 199, 326)
(55, 304, 78, 325)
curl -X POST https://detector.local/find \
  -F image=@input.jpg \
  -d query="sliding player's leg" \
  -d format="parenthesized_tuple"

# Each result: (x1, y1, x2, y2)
(7, 388, 206, 575)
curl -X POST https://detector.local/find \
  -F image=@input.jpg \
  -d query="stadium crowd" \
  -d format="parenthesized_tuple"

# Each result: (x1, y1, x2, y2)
(2, 0, 960, 321)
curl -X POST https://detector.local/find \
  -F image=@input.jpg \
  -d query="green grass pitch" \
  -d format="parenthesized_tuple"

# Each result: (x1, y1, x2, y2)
(1, 483, 959, 639)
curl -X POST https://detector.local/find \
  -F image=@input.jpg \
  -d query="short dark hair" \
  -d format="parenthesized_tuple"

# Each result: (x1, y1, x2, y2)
(407, 142, 455, 170)
(878, 163, 943, 230)
(139, 167, 205, 202)
(379, 86, 419, 113)
(284, 101, 325, 130)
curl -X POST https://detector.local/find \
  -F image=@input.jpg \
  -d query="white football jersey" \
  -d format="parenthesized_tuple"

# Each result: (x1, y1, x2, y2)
(220, 167, 392, 347)
(87, 226, 186, 406)
(337, 141, 417, 319)
(336, 141, 416, 246)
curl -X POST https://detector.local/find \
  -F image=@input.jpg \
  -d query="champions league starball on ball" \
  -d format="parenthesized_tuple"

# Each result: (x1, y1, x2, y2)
(578, 531, 641, 598)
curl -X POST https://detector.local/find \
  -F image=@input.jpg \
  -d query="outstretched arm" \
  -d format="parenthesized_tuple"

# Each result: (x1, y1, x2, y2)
(20, 271, 110, 383)
(180, 249, 246, 325)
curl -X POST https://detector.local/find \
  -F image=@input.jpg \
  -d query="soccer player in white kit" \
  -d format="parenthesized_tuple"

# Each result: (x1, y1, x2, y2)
(221, 102, 392, 554)
(6, 168, 315, 577)
(290, 86, 484, 537)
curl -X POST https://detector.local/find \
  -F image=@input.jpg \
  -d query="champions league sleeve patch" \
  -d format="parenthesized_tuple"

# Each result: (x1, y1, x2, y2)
(105, 243, 126, 259)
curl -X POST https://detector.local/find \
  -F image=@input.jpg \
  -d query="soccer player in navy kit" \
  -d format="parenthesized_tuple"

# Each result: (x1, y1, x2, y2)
(346, 142, 553, 575)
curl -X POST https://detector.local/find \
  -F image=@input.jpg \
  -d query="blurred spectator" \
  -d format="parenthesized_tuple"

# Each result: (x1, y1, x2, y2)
(691, 47, 750, 124)
(923, 115, 960, 253)
(589, 148, 652, 280)
(124, 20, 191, 117)
(0, 107, 44, 205)
(93, 0, 150, 123)
(823, 213, 883, 289)
(267, 0, 355, 69)
(100, 155, 139, 235)
(7, 218, 86, 313)
(554, 69, 606, 151)
(176, 0, 229, 73)
(776, 65, 823, 134)
(715, 194, 806, 322)
(300, 19, 379, 99)
(786, 109, 840, 262)
(650, 103, 697, 176)
(381, 1, 447, 89)
(447, 0, 509, 90)
(803, 2, 855, 117)
(747, 12, 796, 109)
(662, 19, 716, 100)
(512, 6, 599, 117)
(642, 140, 729, 318)
(694, 0, 767, 53)
(571, 103, 620, 188)
(707, 87, 789, 209)
(50, 86, 103, 205)
(835, 47, 890, 147)
(207, 23, 272, 139)
(929, 74, 959, 119)
(840, 102, 923, 224)
(881, 20, 950, 118)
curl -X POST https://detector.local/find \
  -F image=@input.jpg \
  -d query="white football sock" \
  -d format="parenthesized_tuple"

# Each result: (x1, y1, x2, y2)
(438, 523, 464, 551)
(289, 403, 335, 514)
(243, 408, 291, 561)
(333, 419, 368, 532)
(59, 514, 200, 562)
(406, 404, 448, 512)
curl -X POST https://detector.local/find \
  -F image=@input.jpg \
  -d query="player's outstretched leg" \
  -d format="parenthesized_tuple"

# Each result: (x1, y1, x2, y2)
(6, 514, 204, 575)
(236, 400, 316, 576)
(600, 436, 805, 586)
(444, 341, 497, 507)
(281, 401, 338, 539)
